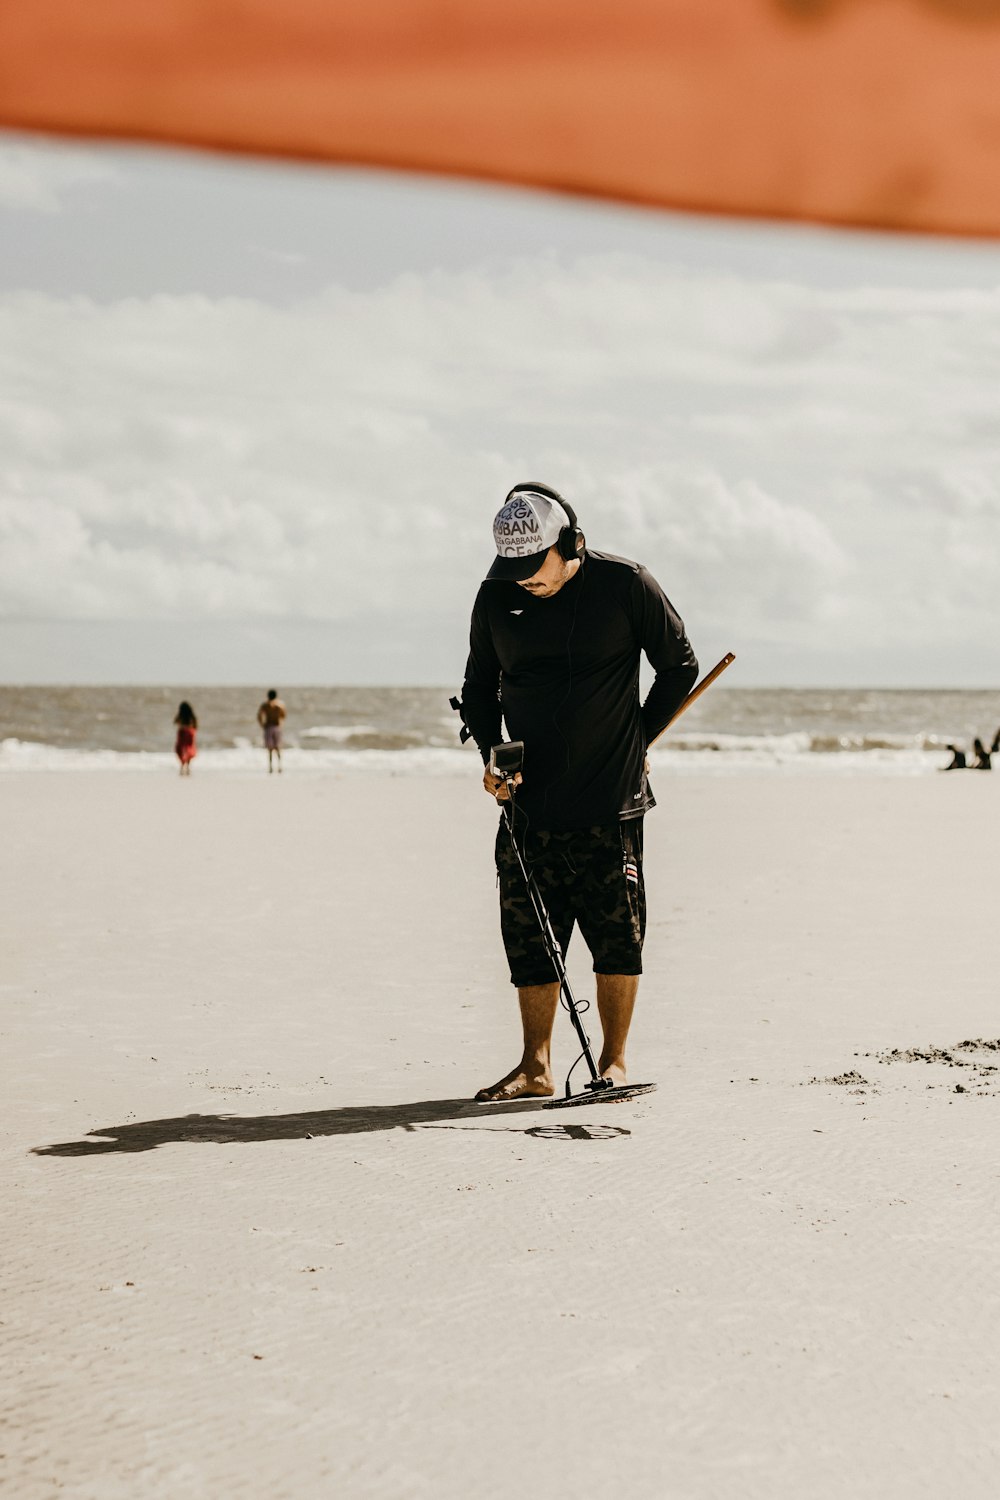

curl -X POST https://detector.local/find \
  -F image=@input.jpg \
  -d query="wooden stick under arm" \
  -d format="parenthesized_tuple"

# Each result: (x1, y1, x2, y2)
(647, 652, 736, 749)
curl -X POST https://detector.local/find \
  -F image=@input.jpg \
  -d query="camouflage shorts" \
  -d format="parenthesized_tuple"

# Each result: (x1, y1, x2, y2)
(495, 818, 646, 988)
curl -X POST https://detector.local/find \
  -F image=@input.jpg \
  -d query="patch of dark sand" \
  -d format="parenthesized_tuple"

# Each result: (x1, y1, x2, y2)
(808, 1069, 870, 1089)
(806, 1041, 1000, 1097)
(845, 1038, 1000, 1095)
(864, 1038, 1000, 1074)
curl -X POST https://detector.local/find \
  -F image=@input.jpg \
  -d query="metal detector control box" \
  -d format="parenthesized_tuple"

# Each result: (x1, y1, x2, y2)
(489, 741, 524, 778)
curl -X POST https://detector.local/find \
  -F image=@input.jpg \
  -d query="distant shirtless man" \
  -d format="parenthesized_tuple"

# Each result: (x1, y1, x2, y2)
(257, 689, 286, 774)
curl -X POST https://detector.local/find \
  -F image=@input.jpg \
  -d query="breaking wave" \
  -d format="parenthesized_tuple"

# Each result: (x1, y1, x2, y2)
(0, 733, 961, 775)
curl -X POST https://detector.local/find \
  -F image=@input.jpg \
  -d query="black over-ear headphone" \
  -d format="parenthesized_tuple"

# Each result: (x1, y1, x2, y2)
(506, 481, 586, 562)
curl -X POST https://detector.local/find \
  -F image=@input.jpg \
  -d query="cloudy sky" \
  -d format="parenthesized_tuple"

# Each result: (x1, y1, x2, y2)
(2, 130, 999, 686)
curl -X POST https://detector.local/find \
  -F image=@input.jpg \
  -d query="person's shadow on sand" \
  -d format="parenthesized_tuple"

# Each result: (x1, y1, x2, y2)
(33, 1096, 556, 1157)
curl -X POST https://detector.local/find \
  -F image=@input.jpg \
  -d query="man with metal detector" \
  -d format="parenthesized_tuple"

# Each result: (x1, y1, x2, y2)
(460, 482, 700, 1105)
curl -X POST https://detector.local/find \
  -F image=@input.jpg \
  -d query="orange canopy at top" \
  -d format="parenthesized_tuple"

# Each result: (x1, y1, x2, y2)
(3, 0, 1000, 236)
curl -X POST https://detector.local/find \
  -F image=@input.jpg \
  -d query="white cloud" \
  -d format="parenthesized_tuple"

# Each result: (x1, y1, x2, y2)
(1, 258, 999, 681)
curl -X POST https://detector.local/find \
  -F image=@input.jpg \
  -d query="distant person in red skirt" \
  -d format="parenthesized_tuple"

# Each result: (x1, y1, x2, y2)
(174, 701, 197, 776)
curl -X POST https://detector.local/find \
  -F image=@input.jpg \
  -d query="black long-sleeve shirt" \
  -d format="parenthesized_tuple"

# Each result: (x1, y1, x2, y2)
(462, 550, 698, 831)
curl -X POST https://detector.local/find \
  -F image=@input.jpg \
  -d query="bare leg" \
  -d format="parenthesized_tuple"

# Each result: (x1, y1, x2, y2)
(475, 981, 559, 1100)
(595, 973, 639, 1085)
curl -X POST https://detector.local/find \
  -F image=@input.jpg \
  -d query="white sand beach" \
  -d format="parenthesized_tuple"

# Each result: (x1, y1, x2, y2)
(4, 767, 1000, 1499)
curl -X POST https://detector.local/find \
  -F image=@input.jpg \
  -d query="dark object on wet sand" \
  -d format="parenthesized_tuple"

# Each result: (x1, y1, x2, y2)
(971, 738, 992, 770)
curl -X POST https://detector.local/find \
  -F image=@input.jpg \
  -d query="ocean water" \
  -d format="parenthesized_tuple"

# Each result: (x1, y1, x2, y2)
(1, 685, 998, 775)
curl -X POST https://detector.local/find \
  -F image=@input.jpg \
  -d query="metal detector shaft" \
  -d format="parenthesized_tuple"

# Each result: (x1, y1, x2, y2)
(647, 651, 736, 749)
(499, 790, 601, 1086)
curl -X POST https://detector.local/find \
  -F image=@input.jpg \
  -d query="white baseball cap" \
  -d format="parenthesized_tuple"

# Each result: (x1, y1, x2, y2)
(487, 485, 572, 581)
